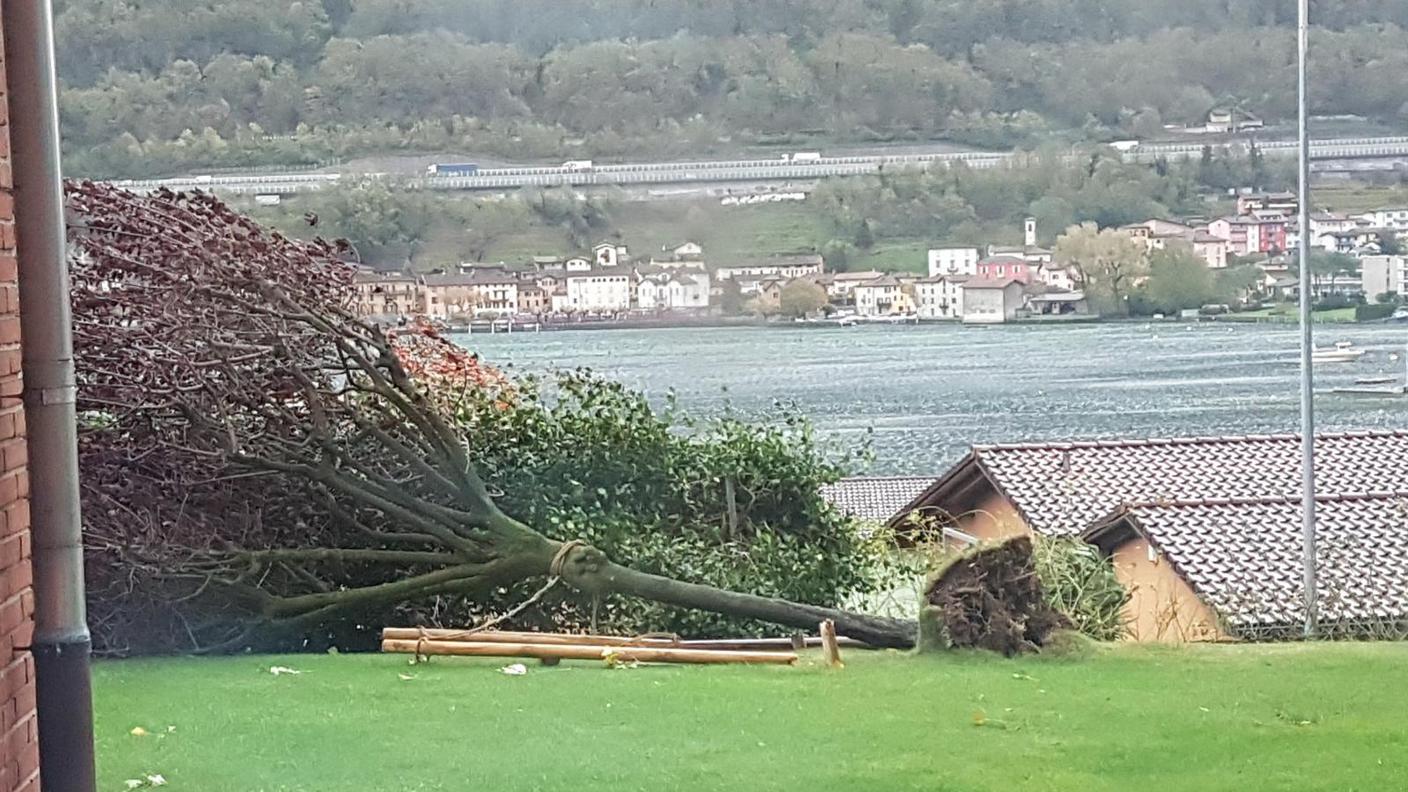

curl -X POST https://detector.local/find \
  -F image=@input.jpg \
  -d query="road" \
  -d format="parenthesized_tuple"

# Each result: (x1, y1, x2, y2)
(107, 136, 1408, 198)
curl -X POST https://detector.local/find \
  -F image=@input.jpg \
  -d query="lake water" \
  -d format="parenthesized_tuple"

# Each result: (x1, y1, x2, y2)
(456, 323, 1408, 475)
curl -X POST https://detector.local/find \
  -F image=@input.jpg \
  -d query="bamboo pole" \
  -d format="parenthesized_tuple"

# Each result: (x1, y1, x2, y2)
(381, 628, 870, 650)
(381, 638, 797, 665)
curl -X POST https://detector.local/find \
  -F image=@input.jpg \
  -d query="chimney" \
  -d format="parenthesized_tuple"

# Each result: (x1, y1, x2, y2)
(1024, 217, 1037, 248)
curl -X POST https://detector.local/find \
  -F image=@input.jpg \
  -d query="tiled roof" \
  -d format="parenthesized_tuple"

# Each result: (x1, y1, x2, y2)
(821, 476, 936, 522)
(1087, 493, 1408, 635)
(962, 278, 1021, 290)
(906, 431, 1408, 537)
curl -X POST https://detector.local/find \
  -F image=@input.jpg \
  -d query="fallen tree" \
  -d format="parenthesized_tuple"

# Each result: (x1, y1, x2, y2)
(70, 182, 915, 654)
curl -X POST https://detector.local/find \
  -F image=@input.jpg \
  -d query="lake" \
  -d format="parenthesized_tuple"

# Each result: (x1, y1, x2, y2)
(456, 323, 1408, 476)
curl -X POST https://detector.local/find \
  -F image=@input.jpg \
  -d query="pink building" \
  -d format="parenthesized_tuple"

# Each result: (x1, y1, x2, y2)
(975, 256, 1034, 284)
(1207, 216, 1287, 256)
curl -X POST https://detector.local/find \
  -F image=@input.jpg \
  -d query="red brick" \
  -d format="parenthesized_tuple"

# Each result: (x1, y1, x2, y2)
(1, 444, 22, 475)
(0, 536, 18, 568)
(0, 163, 11, 191)
(3, 503, 25, 537)
(0, 194, 10, 218)
(0, 475, 14, 508)
(15, 534, 25, 561)
(0, 224, 12, 253)
(2, 564, 29, 601)
(0, 254, 14, 282)
(6, 623, 27, 654)
(0, 601, 19, 637)
(0, 415, 11, 443)
(10, 411, 20, 439)
(0, 319, 16, 347)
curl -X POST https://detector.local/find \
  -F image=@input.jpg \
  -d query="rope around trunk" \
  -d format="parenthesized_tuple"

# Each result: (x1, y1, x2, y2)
(412, 540, 588, 662)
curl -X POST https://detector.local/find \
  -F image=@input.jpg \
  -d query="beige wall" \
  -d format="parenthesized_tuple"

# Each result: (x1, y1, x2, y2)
(1110, 538, 1225, 642)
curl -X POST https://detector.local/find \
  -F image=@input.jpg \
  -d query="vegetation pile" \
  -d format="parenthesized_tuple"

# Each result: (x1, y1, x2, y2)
(917, 537, 1069, 655)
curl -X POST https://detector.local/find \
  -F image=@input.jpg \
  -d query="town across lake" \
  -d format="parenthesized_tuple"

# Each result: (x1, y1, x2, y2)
(459, 322, 1408, 475)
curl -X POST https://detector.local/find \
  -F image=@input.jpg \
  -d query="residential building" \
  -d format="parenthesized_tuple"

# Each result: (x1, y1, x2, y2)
(888, 431, 1408, 642)
(1309, 211, 1359, 237)
(422, 270, 520, 318)
(715, 254, 825, 287)
(592, 242, 628, 268)
(565, 256, 592, 272)
(1235, 191, 1298, 217)
(820, 270, 884, 303)
(960, 278, 1025, 324)
(988, 244, 1053, 266)
(1208, 215, 1287, 256)
(927, 246, 980, 277)
(353, 271, 423, 319)
(1036, 261, 1079, 290)
(565, 268, 633, 312)
(671, 241, 704, 260)
(518, 284, 549, 314)
(755, 277, 785, 313)
(1313, 229, 1381, 255)
(1191, 231, 1230, 269)
(1123, 218, 1196, 237)
(1085, 491, 1408, 643)
(914, 275, 967, 319)
(1355, 208, 1408, 231)
(636, 267, 711, 310)
(854, 275, 910, 316)
(975, 256, 1034, 284)
(1361, 255, 1408, 298)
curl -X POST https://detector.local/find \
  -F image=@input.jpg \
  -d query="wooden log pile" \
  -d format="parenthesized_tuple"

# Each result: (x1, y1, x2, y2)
(380, 627, 866, 666)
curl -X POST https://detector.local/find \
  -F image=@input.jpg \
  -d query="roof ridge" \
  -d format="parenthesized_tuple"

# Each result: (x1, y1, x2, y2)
(972, 429, 1408, 454)
(1124, 491, 1408, 509)
(829, 474, 939, 483)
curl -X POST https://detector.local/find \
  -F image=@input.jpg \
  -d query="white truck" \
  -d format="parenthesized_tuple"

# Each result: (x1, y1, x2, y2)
(781, 151, 822, 163)
(562, 160, 595, 172)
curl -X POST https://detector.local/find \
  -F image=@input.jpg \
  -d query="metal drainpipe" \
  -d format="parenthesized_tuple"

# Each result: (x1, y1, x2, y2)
(2, 1, 97, 790)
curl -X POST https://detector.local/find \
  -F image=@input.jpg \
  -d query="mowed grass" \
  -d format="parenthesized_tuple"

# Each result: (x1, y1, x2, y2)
(95, 643, 1408, 792)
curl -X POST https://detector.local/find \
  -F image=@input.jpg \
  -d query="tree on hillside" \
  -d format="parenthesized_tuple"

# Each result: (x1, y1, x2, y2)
(70, 183, 915, 653)
(1139, 245, 1218, 314)
(1053, 222, 1149, 315)
(779, 280, 829, 318)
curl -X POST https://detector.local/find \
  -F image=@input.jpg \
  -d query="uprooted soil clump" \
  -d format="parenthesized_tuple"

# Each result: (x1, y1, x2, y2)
(917, 536, 1069, 656)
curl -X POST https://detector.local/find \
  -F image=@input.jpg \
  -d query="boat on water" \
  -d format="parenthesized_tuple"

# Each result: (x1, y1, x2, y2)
(1312, 340, 1367, 363)
(1355, 375, 1397, 385)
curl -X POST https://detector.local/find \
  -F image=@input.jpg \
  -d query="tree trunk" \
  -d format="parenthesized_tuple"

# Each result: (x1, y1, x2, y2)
(554, 542, 917, 649)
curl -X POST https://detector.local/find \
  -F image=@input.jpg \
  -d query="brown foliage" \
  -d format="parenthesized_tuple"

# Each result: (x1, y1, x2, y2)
(924, 537, 1068, 655)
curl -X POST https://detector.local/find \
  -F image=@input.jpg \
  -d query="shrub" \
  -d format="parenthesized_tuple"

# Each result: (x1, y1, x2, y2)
(429, 370, 890, 639)
(1031, 538, 1130, 641)
(1356, 302, 1398, 322)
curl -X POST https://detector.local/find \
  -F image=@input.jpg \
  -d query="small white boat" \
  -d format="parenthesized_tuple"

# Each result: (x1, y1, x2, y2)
(1312, 341, 1366, 363)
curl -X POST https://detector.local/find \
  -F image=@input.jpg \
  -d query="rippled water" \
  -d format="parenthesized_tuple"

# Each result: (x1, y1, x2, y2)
(455, 323, 1408, 475)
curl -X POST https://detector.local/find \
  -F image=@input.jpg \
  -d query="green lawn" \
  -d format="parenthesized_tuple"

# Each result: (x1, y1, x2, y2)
(95, 643, 1408, 792)
(1226, 305, 1359, 323)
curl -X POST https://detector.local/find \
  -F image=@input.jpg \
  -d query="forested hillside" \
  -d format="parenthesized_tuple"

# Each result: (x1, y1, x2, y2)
(55, 0, 1408, 176)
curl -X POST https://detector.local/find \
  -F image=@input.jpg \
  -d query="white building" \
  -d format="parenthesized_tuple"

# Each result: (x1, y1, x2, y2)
(1036, 262, 1079, 291)
(1361, 255, 1408, 299)
(593, 242, 628, 268)
(817, 270, 884, 302)
(636, 268, 711, 310)
(715, 254, 824, 286)
(960, 279, 1026, 324)
(1354, 208, 1408, 231)
(927, 247, 980, 278)
(566, 269, 633, 312)
(914, 275, 966, 319)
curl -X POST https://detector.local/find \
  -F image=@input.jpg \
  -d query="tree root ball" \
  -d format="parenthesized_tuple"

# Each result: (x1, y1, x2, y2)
(918, 536, 1069, 656)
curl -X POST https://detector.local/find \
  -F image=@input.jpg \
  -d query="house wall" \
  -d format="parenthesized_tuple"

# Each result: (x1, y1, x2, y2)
(0, 28, 40, 791)
(1109, 538, 1225, 642)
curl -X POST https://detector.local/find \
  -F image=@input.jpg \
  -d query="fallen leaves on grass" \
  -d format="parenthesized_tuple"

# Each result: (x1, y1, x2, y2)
(500, 663, 528, 676)
(398, 673, 417, 681)
(123, 774, 167, 788)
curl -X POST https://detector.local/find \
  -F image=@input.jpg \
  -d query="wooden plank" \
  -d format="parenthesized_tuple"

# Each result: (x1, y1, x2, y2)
(381, 628, 869, 650)
(381, 638, 797, 665)
(820, 619, 844, 669)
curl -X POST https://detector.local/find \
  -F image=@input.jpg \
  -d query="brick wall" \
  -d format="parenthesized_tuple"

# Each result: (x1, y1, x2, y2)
(0, 17, 40, 792)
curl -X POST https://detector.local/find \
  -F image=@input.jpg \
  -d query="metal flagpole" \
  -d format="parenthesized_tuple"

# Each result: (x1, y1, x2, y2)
(1297, 0, 1318, 638)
